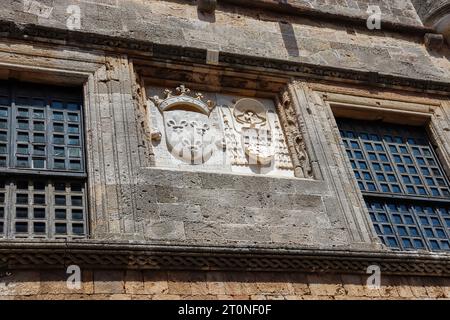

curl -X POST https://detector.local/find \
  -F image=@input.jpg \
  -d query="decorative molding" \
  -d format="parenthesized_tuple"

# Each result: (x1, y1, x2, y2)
(276, 86, 313, 179)
(0, 20, 449, 94)
(218, 53, 450, 94)
(131, 64, 155, 166)
(1, 241, 450, 276)
(151, 84, 216, 114)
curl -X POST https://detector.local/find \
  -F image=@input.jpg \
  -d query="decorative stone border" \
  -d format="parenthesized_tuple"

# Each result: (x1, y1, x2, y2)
(1, 241, 450, 276)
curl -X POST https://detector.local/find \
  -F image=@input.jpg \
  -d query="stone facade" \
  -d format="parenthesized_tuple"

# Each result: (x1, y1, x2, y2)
(0, 0, 450, 300)
(1, 269, 450, 300)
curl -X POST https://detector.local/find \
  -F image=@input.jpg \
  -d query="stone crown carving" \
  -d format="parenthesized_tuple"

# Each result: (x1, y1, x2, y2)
(151, 84, 215, 115)
(150, 85, 219, 165)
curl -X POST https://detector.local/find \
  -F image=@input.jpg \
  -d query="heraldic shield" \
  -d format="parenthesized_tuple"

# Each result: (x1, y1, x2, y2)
(241, 127, 274, 165)
(233, 98, 275, 166)
(151, 85, 217, 165)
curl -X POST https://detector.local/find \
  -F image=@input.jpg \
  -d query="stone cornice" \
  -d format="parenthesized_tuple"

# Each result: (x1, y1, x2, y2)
(0, 20, 449, 95)
(218, 52, 450, 94)
(1, 241, 450, 276)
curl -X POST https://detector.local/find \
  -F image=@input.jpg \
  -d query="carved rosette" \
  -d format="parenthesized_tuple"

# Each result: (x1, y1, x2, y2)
(276, 87, 313, 179)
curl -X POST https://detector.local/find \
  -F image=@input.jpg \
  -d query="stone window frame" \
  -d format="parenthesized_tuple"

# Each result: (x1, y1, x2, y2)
(0, 41, 335, 244)
(302, 81, 450, 251)
(0, 71, 92, 240)
(0, 40, 146, 240)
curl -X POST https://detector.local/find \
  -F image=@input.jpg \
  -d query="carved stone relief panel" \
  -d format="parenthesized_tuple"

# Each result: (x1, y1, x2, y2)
(146, 85, 295, 177)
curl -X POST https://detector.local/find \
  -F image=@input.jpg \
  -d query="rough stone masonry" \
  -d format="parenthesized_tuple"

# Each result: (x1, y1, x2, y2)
(0, 0, 449, 300)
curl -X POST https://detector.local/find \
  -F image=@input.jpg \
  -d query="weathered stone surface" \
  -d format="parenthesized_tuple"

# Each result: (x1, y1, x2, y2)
(3, 269, 450, 300)
(1, 0, 448, 84)
(1, 0, 450, 302)
(143, 271, 169, 295)
(285, 0, 422, 26)
(93, 271, 125, 294)
(0, 271, 40, 296)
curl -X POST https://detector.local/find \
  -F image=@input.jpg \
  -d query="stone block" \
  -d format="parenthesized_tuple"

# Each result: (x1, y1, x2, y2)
(306, 274, 346, 296)
(255, 273, 294, 295)
(0, 270, 40, 296)
(167, 271, 193, 295)
(206, 272, 227, 295)
(143, 271, 169, 295)
(93, 270, 125, 294)
(158, 203, 202, 222)
(40, 269, 93, 295)
(124, 270, 145, 295)
(407, 277, 429, 298)
(145, 220, 186, 240)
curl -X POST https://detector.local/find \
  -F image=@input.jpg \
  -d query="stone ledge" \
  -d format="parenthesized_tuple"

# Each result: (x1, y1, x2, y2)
(0, 20, 449, 95)
(0, 240, 449, 276)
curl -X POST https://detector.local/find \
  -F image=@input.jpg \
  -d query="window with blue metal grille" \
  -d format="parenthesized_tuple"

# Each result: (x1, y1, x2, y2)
(0, 81, 87, 239)
(337, 118, 450, 251)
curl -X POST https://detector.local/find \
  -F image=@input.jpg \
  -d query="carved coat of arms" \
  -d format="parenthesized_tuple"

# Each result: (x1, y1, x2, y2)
(151, 85, 218, 165)
(233, 98, 275, 165)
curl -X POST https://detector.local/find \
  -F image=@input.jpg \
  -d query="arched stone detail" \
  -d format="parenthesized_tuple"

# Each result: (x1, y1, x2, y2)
(412, 0, 450, 42)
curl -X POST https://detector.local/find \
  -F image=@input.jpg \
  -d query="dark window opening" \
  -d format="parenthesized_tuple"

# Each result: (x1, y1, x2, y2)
(0, 81, 87, 239)
(338, 118, 450, 252)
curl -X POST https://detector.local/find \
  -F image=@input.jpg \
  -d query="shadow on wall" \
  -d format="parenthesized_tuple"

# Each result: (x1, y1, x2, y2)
(0, 269, 448, 298)
(279, 21, 300, 57)
(197, 8, 216, 23)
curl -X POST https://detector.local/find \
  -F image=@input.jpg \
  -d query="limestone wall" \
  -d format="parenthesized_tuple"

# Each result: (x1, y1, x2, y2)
(2, 0, 449, 82)
(1, 269, 449, 300)
(0, 0, 450, 301)
(276, 0, 422, 26)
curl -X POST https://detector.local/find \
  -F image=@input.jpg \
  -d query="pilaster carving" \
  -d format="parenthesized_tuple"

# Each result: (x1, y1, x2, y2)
(276, 86, 313, 179)
(131, 67, 155, 166)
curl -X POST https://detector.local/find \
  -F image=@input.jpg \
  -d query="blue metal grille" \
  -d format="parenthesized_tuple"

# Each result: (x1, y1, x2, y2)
(366, 200, 450, 251)
(337, 119, 450, 251)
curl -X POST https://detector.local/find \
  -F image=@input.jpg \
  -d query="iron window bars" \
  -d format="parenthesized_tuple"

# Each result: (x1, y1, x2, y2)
(338, 118, 450, 251)
(0, 81, 87, 239)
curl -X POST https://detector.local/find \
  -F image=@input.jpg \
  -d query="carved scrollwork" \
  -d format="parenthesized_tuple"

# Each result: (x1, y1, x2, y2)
(131, 70, 156, 165)
(1, 244, 450, 276)
(276, 87, 313, 179)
